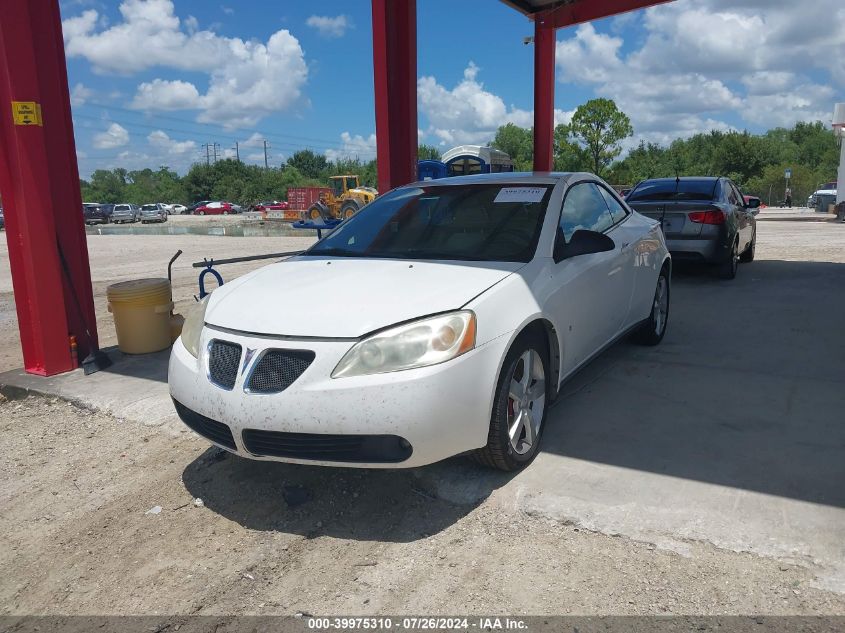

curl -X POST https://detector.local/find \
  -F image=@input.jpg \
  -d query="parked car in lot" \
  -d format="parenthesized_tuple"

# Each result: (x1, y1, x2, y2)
(83, 203, 113, 225)
(626, 177, 758, 279)
(171, 204, 188, 215)
(253, 200, 290, 211)
(110, 203, 139, 224)
(171, 172, 671, 471)
(187, 200, 212, 214)
(194, 201, 234, 215)
(140, 203, 168, 223)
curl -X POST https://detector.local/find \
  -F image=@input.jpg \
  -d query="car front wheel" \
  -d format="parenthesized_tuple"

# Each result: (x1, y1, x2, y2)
(472, 332, 549, 471)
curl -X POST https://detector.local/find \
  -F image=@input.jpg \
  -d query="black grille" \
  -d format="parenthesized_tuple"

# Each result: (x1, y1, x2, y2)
(172, 399, 236, 451)
(208, 339, 242, 389)
(241, 429, 412, 463)
(247, 349, 315, 394)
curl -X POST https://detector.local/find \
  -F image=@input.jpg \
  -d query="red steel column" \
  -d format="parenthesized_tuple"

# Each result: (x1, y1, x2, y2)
(533, 15, 556, 172)
(371, 0, 417, 193)
(0, 0, 99, 375)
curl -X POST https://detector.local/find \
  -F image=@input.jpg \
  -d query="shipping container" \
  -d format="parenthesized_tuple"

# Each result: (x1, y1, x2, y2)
(287, 187, 331, 210)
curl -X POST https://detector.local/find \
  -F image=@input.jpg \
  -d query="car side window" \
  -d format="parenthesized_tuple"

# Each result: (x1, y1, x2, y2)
(732, 183, 745, 207)
(559, 182, 615, 242)
(597, 186, 629, 224)
(726, 182, 739, 206)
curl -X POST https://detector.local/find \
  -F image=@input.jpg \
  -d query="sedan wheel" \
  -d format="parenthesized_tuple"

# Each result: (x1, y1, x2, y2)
(740, 228, 756, 263)
(635, 266, 670, 346)
(472, 332, 549, 471)
(718, 239, 739, 279)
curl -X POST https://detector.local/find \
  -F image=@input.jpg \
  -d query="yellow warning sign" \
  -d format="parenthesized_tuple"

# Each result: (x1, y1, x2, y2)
(12, 101, 43, 126)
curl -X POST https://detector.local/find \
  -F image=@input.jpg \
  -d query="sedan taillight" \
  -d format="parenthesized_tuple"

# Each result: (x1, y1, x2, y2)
(688, 209, 725, 225)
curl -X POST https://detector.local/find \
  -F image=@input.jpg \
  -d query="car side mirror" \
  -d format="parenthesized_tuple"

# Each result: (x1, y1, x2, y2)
(745, 198, 761, 209)
(554, 228, 616, 263)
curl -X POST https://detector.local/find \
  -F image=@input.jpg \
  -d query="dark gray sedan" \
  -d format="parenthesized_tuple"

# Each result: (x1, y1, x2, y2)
(626, 177, 759, 279)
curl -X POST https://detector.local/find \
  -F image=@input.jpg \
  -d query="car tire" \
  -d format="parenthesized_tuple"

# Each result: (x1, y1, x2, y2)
(739, 228, 756, 263)
(471, 331, 549, 472)
(197, 211, 205, 216)
(634, 265, 670, 346)
(718, 239, 739, 280)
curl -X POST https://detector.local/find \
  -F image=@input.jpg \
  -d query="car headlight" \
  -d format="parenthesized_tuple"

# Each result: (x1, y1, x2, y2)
(332, 311, 476, 378)
(180, 295, 210, 358)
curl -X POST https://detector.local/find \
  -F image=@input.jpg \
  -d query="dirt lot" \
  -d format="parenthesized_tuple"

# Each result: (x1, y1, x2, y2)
(1, 211, 844, 616)
(2, 395, 844, 616)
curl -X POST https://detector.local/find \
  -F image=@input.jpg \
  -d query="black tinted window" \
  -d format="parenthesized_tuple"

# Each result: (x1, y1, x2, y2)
(627, 179, 718, 202)
(560, 182, 614, 241)
(305, 183, 552, 262)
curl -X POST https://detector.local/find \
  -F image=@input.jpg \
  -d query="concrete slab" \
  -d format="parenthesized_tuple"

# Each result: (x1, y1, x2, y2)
(0, 347, 180, 434)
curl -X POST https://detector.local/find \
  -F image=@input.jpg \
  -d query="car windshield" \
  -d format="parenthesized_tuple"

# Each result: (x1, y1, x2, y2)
(628, 180, 718, 202)
(303, 183, 553, 262)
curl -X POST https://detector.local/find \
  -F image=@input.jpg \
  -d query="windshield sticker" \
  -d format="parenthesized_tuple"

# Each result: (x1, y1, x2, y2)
(494, 187, 546, 203)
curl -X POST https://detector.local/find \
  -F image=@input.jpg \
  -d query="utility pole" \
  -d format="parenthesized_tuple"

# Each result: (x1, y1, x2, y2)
(263, 139, 270, 169)
(233, 141, 240, 162)
(202, 143, 211, 165)
(212, 142, 220, 163)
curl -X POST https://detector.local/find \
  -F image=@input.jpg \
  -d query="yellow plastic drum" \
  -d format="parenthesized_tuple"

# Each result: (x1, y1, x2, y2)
(107, 278, 174, 354)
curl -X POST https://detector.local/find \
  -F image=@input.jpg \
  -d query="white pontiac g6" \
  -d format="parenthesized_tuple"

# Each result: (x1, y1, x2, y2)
(169, 173, 671, 471)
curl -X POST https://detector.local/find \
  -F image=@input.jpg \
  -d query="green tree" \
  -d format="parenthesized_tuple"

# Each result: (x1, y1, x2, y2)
(490, 123, 533, 171)
(286, 149, 328, 179)
(553, 124, 588, 172)
(569, 98, 633, 177)
(418, 144, 441, 160)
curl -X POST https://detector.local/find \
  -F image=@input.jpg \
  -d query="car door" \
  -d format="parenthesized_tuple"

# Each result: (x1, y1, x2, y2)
(731, 182, 753, 249)
(597, 184, 640, 330)
(545, 181, 632, 374)
(725, 182, 747, 249)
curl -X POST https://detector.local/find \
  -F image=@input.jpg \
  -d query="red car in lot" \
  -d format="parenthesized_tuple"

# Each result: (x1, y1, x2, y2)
(194, 201, 234, 215)
(253, 200, 289, 211)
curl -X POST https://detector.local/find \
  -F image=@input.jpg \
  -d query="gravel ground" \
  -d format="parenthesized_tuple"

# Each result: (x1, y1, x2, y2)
(2, 394, 844, 616)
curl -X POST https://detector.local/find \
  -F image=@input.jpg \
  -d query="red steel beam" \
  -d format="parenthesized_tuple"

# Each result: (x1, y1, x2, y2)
(371, 0, 418, 193)
(541, 0, 672, 30)
(532, 18, 556, 172)
(0, 0, 99, 375)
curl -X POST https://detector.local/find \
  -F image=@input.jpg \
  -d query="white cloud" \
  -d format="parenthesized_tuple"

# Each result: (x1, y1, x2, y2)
(147, 130, 197, 154)
(70, 83, 93, 106)
(93, 122, 129, 149)
(64, 0, 308, 128)
(554, 0, 845, 144)
(306, 15, 351, 38)
(131, 79, 200, 110)
(325, 132, 377, 162)
(418, 62, 538, 146)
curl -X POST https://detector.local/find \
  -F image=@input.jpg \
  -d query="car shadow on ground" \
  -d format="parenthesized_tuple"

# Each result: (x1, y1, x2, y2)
(539, 258, 845, 508)
(182, 449, 516, 543)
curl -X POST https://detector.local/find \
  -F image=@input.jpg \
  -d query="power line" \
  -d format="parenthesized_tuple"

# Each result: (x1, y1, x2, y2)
(77, 99, 346, 147)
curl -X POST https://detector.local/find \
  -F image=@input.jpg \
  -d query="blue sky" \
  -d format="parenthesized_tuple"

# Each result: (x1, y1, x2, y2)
(61, 0, 844, 178)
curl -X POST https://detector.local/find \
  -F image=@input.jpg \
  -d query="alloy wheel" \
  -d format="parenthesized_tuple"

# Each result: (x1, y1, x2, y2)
(653, 275, 669, 336)
(507, 349, 546, 455)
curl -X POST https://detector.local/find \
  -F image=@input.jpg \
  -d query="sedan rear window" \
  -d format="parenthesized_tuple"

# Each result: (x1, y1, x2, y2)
(304, 183, 553, 262)
(141, 204, 158, 210)
(627, 179, 718, 202)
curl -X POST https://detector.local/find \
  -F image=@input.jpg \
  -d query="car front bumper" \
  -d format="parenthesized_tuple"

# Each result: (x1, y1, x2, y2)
(168, 326, 509, 468)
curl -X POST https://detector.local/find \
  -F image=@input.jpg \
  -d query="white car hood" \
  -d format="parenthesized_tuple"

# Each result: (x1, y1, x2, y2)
(204, 257, 521, 338)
